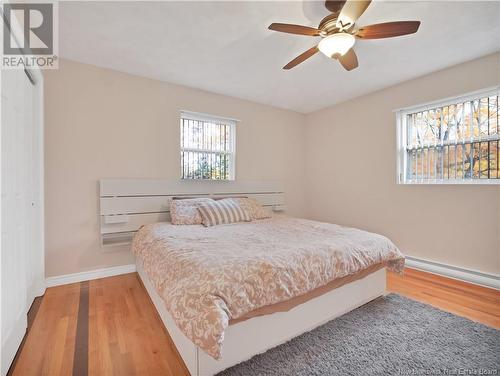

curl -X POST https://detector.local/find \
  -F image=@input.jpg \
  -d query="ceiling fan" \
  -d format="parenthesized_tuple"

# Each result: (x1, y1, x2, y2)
(268, 0, 421, 71)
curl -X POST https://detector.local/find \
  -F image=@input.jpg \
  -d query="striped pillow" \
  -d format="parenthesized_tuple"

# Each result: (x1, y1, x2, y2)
(197, 199, 251, 227)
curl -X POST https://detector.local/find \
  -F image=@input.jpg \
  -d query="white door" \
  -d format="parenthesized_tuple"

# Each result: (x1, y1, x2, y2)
(0, 65, 45, 376)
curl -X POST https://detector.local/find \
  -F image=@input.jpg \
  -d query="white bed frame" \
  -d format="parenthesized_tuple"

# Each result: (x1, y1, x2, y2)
(138, 262, 386, 376)
(99, 179, 387, 376)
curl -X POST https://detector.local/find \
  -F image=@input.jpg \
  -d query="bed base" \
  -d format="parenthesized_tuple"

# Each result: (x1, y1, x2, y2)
(137, 261, 387, 376)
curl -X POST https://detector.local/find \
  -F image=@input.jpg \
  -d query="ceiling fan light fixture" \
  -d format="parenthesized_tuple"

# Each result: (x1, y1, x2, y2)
(318, 33, 355, 58)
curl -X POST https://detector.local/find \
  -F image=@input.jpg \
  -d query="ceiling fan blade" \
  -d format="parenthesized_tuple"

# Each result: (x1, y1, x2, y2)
(356, 21, 421, 39)
(283, 46, 319, 70)
(336, 48, 358, 71)
(268, 23, 321, 36)
(337, 0, 371, 27)
(325, 0, 346, 13)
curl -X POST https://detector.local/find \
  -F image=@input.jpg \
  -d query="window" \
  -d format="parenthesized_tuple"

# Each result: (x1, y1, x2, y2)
(396, 87, 499, 184)
(180, 111, 236, 180)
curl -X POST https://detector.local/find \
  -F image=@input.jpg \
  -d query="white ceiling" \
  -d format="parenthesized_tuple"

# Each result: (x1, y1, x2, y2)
(59, 1, 500, 113)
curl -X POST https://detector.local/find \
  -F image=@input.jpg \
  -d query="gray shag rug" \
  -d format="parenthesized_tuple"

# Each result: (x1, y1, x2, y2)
(218, 294, 499, 376)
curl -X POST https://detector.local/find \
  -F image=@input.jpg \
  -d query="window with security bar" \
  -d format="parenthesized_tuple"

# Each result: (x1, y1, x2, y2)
(180, 111, 236, 180)
(397, 87, 499, 184)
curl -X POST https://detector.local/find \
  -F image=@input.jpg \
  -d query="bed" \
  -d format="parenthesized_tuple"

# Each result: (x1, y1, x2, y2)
(99, 179, 404, 376)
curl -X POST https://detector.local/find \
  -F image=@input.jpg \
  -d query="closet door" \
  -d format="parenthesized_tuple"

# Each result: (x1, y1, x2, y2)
(1, 66, 44, 376)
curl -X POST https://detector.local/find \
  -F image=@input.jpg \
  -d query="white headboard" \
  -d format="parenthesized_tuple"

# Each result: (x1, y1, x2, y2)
(99, 179, 285, 246)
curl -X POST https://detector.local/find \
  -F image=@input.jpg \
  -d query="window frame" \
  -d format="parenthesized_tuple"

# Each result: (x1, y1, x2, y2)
(395, 86, 500, 185)
(179, 110, 237, 181)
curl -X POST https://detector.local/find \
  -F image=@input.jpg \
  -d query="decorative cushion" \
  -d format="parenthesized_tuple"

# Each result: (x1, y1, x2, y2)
(197, 199, 251, 227)
(229, 197, 272, 220)
(170, 197, 214, 225)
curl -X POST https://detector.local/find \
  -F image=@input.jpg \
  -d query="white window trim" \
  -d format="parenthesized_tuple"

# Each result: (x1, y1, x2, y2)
(180, 111, 238, 181)
(395, 86, 500, 185)
(180, 110, 240, 126)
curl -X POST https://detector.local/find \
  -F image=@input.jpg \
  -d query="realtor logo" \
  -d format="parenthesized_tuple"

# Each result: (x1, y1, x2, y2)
(3, 3, 53, 54)
(2, 2, 58, 69)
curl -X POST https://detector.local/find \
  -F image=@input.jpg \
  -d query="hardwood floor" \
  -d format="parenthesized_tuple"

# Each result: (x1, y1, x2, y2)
(387, 268, 500, 329)
(9, 282, 81, 376)
(10, 274, 189, 376)
(8, 268, 499, 376)
(88, 274, 188, 376)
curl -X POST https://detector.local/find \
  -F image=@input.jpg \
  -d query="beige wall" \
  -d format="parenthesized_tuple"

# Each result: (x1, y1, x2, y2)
(44, 59, 306, 277)
(305, 53, 500, 274)
(45, 54, 500, 278)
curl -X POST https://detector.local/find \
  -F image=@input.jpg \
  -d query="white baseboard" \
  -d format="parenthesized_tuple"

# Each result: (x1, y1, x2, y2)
(44, 257, 499, 291)
(45, 264, 136, 288)
(405, 256, 500, 290)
